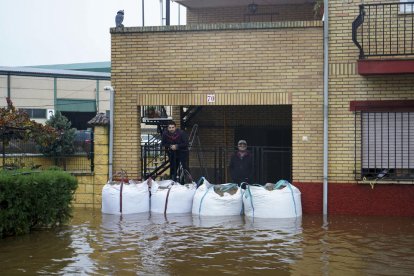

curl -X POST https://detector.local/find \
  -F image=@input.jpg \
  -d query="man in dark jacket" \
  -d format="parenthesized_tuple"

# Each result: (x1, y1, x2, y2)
(161, 121, 189, 182)
(229, 140, 254, 185)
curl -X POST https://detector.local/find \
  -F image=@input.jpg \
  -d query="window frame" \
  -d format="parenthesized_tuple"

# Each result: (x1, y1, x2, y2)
(351, 100, 414, 181)
(20, 108, 47, 119)
(400, 0, 414, 14)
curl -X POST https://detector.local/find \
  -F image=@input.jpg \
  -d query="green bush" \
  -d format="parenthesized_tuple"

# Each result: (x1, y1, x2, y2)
(0, 169, 78, 238)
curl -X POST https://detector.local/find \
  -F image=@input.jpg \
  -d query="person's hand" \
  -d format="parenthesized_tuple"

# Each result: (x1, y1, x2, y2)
(170, 144, 177, 150)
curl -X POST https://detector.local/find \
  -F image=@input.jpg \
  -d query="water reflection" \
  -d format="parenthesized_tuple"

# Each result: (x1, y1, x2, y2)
(0, 228, 74, 274)
(0, 210, 413, 275)
(98, 212, 168, 275)
(192, 215, 245, 228)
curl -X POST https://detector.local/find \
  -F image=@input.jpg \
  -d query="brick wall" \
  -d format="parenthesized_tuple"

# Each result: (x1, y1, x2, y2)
(328, 0, 414, 182)
(111, 22, 323, 183)
(111, 32, 141, 178)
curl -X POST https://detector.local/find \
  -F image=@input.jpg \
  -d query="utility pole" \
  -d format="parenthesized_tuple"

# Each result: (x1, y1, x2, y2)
(166, 0, 170, 25)
(142, 0, 145, 26)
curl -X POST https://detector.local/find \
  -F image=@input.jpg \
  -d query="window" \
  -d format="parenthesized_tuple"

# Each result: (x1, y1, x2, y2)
(360, 112, 414, 180)
(400, 0, 414, 13)
(20, 108, 47, 119)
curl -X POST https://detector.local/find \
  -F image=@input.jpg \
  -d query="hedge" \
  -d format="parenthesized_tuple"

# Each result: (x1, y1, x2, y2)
(0, 169, 78, 238)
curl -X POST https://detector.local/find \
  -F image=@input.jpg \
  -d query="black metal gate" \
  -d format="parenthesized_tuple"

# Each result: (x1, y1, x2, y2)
(142, 145, 292, 184)
(187, 146, 291, 184)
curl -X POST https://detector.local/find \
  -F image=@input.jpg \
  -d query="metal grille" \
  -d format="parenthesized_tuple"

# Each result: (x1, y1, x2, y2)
(355, 111, 414, 180)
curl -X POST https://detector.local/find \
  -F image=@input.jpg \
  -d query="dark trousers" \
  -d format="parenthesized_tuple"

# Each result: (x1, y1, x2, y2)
(168, 150, 188, 181)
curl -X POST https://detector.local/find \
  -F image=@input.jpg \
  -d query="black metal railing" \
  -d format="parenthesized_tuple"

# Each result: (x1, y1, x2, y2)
(141, 145, 292, 184)
(141, 133, 168, 179)
(352, 2, 414, 59)
(141, 106, 171, 121)
(141, 105, 172, 134)
(181, 106, 202, 127)
(354, 111, 414, 180)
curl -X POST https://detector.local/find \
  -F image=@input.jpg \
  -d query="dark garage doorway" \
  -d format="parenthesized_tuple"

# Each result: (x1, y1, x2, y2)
(235, 127, 292, 183)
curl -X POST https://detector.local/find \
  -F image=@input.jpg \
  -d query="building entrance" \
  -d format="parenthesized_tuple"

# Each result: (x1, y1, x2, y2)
(234, 127, 292, 183)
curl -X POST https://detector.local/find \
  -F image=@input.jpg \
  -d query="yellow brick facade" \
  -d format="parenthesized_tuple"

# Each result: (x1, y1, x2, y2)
(111, 19, 324, 182)
(328, 0, 414, 182)
(110, 1, 412, 186)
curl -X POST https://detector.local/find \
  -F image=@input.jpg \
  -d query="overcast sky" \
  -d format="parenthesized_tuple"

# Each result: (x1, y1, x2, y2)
(0, 0, 186, 67)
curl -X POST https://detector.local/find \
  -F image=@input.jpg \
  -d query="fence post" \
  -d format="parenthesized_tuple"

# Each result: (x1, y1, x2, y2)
(90, 130, 94, 172)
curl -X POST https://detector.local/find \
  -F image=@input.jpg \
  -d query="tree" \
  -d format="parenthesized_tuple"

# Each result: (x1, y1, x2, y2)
(0, 98, 56, 168)
(39, 112, 76, 169)
(314, 0, 324, 19)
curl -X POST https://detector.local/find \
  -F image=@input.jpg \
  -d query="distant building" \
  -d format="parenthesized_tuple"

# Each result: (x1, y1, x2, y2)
(0, 63, 111, 129)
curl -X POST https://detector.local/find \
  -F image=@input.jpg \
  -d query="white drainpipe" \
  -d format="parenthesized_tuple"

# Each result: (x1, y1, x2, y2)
(323, 0, 329, 217)
(160, 0, 163, 25)
(104, 86, 115, 181)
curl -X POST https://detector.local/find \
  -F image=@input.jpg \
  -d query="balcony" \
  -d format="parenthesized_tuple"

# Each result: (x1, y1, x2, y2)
(352, 2, 414, 75)
(176, 0, 320, 24)
(141, 106, 172, 125)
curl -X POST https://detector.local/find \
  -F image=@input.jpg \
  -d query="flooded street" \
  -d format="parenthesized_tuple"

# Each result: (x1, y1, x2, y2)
(1, 209, 413, 275)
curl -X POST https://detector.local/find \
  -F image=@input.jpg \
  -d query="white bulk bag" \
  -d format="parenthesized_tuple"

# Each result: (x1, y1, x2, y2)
(243, 180, 302, 219)
(151, 180, 196, 214)
(192, 178, 243, 216)
(102, 179, 150, 214)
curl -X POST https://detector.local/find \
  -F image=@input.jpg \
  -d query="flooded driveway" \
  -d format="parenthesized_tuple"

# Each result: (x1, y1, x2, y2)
(1, 209, 413, 275)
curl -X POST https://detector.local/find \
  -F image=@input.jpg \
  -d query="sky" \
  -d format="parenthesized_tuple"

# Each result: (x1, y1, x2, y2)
(0, 0, 186, 67)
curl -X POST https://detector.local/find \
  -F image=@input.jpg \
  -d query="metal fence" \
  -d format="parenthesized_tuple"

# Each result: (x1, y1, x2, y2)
(141, 145, 292, 184)
(352, 2, 414, 59)
(1, 137, 94, 173)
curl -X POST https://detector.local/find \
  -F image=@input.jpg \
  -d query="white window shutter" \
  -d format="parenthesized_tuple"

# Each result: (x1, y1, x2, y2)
(362, 112, 414, 169)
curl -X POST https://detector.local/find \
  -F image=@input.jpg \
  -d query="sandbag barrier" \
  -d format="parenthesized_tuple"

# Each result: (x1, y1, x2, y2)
(102, 176, 302, 218)
(151, 180, 196, 214)
(102, 173, 196, 215)
(101, 174, 151, 215)
(192, 177, 243, 216)
(243, 180, 302, 219)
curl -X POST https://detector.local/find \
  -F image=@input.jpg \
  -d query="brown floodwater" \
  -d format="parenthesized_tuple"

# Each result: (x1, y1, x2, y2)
(1, 209, 413, 275)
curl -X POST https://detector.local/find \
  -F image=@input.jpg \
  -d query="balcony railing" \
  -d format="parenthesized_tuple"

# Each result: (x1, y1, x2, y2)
(352, 2, 414, 59)
(141, 106, 172, 123)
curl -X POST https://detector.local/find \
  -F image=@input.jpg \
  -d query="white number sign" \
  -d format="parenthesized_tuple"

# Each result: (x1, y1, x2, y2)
(207, 94, 215, 103)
